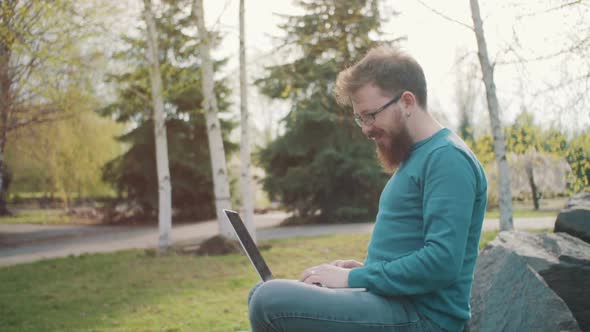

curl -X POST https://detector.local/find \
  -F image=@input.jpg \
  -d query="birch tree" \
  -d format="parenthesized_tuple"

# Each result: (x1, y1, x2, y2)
(239, 0, 255, 241)
(469, 0, 514, 231)
(192, 0, 233, 238)
(143, 0, 172, 249)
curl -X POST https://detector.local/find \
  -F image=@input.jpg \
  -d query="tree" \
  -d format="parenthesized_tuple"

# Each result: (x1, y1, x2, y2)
(239, 0, 255, 240)
(453, 49, 481, 145)
(256, 0, 401, 223)
(499, 1, 590, 129)
(101, 0, 235, 223)
(5, 95, 122, 204)
(192, 0, 233, 238)
(143, 0, 172, 249)
(566, 129, 590, 194)
(0, 0, 105, 214)
(470, 0, 514, 231)
(504, 111, 542, 208)
(470, 134, 495, 166)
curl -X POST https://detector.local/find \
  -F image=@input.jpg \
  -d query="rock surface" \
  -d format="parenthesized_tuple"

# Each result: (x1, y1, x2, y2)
(467, 245, 581, 332)
(555, 192, 590, 244)
(480, 231, 590, 331)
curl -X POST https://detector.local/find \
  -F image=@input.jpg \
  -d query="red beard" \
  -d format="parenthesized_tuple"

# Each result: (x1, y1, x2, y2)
(375, 124, 413, 173)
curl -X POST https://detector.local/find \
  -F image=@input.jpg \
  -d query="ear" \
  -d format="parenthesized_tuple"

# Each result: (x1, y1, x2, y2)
(400, 91, 417, 109)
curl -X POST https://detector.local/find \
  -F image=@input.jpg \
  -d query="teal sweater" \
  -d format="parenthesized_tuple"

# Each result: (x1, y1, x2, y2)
(348, 128, 487, 332)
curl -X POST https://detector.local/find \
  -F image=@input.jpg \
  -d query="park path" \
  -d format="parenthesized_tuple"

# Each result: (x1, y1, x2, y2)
(0, 213, 556, 267)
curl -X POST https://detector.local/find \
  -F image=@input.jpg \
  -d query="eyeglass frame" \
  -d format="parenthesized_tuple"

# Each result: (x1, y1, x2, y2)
(352, 91, 405, 127)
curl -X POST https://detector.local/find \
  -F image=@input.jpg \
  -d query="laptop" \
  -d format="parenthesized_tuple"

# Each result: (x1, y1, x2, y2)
(223, 209, 366, 292)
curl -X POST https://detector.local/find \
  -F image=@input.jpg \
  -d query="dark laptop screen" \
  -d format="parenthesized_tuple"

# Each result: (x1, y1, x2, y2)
(223, 209, 273, 282)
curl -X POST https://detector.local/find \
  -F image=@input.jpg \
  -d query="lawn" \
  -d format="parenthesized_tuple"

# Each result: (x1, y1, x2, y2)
(0, 209, 71, 225)
(0, 204, 562, 226)
(484, 197, 566, 219)
(0, 231, 507, 332)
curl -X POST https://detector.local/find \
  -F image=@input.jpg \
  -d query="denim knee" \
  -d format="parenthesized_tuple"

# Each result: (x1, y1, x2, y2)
(248, 279, 294, 330)
(248, 281, 264, 306)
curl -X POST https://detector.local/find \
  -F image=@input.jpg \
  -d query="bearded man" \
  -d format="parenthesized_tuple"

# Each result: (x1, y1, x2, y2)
(247, 46, 488, 332)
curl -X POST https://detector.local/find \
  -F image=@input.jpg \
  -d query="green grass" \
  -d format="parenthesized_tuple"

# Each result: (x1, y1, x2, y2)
(9, 192, 48, 199)
(484, 209, 557, 219)
(0, 196, 566, 225)
(0, 209, 71, 225)
(0, 231, 512, 331)
(479, 230, 499, 249)
(0, 208, 555, 226)
(484, 197, 565, 219)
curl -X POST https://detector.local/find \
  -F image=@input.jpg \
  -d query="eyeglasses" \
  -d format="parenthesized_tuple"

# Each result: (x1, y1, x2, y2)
(353, 91, 404, 127)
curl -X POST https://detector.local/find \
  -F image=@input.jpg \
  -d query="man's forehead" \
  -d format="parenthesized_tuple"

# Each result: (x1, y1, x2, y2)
(351, 84, 391, 102)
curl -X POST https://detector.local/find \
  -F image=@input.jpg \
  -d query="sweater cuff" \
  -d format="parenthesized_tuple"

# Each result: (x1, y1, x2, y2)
(348, 267, 367, 288)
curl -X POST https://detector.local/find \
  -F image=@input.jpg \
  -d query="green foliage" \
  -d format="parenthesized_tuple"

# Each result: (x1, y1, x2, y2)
(257, 0, 399, 222)
(469, 134, 495, 166)
(0, 1, 118, 211)
(468, 111, 589, 197)
(503, 113, 589, 194)
(504, 111, 542, 154)
(541, 129, 568, 157)
(5, 90, 123, 203)
(100, 0, 235, 222)
(566, 129, 590, 193)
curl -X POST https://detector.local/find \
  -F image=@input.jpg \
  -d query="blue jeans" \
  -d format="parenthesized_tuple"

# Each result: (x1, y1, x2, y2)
(248, 280, 446, 332)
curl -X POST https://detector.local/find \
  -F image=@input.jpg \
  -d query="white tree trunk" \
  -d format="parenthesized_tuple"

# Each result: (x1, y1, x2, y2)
(143, 0, 173, 249)
(469, 0, 514, 231)
(192, 0, 233, 238)
(239, 0, 256, 242)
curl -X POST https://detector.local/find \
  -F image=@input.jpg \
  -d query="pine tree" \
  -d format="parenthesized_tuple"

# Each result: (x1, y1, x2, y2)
(257, 0, 402, 223)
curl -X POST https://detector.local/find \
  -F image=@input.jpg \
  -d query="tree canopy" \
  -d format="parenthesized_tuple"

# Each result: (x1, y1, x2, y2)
(256, 0, 402, 223)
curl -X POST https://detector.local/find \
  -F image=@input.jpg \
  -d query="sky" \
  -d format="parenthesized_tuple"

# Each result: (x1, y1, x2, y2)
(116, 0, 590, 137)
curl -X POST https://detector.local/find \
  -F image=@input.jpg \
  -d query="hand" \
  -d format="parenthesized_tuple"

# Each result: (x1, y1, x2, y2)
(329, 259, 363, 269)
(299, 264, 351, 288)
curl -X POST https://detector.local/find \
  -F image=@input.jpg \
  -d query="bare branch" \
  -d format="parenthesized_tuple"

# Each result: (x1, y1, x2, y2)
(497, 34, 590, 66)
(415, 0, 473, 31)
(531, 72, 590, 97)
(7, 106, 71, 132)
(127, 85, 151, 104)
(516, 0, 583, 19)
(211, 0, 233, 31)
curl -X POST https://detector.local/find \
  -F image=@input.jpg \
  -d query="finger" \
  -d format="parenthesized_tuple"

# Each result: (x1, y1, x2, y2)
(298, 267, 318, 282)
(330, 260, 343, 267)
(302, 275, 321, 285)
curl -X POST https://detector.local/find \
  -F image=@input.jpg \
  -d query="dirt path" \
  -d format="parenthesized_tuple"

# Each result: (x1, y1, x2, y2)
(0, 214, 556, 267)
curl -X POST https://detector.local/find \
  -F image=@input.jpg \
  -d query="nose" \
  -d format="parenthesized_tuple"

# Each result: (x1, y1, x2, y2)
(361, 122, 373, 138)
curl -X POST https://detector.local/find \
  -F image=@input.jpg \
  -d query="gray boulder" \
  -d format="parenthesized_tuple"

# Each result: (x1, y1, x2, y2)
(485, 231, 590, 331)
(555, 192, 590, 244)
(467, 246, 580, 332)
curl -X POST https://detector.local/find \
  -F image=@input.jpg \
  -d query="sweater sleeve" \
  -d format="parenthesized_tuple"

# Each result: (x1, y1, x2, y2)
(348, 146, 477, 295)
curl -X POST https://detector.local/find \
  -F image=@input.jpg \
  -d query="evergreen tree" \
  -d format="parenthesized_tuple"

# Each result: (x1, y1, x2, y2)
(257, 0, 402, 223)
(100, 0, 235, 222)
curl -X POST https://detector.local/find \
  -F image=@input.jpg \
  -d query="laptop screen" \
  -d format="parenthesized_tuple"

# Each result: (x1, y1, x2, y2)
(223, 209, 273, 282)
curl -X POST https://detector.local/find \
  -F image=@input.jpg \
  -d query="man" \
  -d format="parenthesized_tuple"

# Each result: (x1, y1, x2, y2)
(248, 46, 487, 332)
